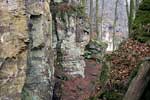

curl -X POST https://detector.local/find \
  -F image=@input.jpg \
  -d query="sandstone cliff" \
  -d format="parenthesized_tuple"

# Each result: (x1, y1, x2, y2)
(0, 0, 54, 100)
(0, 0, 144, 100)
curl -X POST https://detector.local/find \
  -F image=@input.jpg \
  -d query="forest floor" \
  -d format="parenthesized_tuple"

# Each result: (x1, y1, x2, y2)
(60, 39, 150, 100)
(53, 39, 150, 100)
(61, 59, 101, 100)
(108, 39, 150, 89)
(94, 39, 150, 100)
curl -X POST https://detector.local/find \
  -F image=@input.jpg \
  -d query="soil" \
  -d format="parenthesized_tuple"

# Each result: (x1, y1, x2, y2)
(61, 59, 101, 100)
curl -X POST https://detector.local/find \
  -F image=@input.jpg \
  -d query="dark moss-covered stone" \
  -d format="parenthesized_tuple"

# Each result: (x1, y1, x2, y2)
(139, 0, 150, 10)
(131, 0, 150, 43)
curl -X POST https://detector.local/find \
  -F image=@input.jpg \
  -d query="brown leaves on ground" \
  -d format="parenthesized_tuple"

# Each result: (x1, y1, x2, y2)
(107, 39, 150, 89)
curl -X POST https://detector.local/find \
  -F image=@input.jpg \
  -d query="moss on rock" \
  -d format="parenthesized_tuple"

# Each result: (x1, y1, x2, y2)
(131, 0, 150, 43)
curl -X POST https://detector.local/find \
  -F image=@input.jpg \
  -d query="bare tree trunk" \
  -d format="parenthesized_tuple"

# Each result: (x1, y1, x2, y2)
(123, 60, 150, 100)
(96, 0, 99, 38)
(100, 0, 104, 40)
(112, 0, 119, 51)
(81, 0, 86, 13)
(128, 0, 134, 35)
(89, 0, 93, 40)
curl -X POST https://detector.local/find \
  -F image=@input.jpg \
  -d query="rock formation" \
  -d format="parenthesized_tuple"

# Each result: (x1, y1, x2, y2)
(0, 0, 144, 100)
(51, 0, 90, 77)
(0, 0, 54, 100)
(0, 0, 28, 99)
(22, 0, 54, 100)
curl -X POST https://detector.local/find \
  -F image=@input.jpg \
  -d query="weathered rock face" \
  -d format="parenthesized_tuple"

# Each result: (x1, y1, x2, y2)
(0, 0, 145, 99)
(0, 0, 54, 100)
(0, 0, 28, 99)
(22, 0, 54, 100)
(52, 0, 90, 77)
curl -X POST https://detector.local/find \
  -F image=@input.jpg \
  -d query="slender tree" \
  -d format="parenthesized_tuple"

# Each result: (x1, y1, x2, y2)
(126, 0, 129, 18)
(129, 0, 134, 35)
(113, 0, 119, 51)
(100, 0, 104, 40)
(89, 0, 93, 39)
(81, 0, 86, 13)
(96, 0, 99, 38)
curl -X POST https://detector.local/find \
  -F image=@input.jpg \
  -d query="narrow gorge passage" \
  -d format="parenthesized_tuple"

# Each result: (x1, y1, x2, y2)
(0, 0, 149, 100)
(59, 60, 101, 100)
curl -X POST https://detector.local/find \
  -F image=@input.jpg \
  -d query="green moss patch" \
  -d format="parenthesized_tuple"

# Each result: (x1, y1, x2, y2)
(131, 0, 150, 43)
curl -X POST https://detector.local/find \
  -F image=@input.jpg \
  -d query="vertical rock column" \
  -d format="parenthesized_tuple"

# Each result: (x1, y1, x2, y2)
(52, 0, 90, 77)
(0, 0, 28, 99)
(22, 0, 54, 100)
(60, 16, 89, 77)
